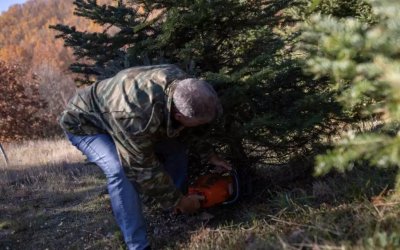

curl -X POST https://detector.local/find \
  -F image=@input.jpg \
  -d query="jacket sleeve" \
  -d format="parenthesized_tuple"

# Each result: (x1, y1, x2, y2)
(111, 105, 183, 209)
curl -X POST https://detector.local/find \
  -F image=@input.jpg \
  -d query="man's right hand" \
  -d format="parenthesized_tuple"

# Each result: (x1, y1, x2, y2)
(175, 195, 204, 214)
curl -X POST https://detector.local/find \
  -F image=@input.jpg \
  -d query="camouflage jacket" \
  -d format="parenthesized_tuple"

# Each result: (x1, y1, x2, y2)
(60, 64, 212, 208)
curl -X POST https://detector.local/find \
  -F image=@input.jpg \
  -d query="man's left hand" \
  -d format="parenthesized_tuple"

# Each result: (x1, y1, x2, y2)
(208, 153, 232, 172)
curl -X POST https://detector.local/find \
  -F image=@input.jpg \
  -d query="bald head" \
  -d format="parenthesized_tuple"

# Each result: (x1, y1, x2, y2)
(172, 78, 222, 122)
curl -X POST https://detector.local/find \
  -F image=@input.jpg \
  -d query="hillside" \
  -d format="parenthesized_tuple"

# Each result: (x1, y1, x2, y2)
(0, 0, 111, 139)
(0, 0, 105, 70)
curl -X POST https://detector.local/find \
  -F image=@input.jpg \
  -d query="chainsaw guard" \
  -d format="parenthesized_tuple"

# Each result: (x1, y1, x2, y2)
(222, 169, 240, 205)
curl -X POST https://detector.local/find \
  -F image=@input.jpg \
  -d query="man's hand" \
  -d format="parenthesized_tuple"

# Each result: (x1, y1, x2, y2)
(175, 195, 204, 214)
(208, 153, 232, 172)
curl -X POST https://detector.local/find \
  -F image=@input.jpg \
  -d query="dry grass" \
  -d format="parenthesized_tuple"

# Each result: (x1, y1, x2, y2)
(0, 138, 87, 187)
(1, 138, 83, 168)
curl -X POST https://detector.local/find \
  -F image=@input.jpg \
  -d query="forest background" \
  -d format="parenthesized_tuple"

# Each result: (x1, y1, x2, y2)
(1, 0, 400, 249)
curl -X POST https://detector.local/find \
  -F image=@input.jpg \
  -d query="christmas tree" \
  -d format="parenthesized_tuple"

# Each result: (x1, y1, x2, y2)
(51, 0, 369, 170)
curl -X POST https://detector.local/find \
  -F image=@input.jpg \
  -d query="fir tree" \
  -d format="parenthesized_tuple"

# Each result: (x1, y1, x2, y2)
(51, 0, 344, 169)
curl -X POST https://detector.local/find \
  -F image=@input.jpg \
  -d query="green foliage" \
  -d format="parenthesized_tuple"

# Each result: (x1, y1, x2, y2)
(300, 0, 400, 186)
(291, 0, 374, 23)
(51, 0, 291, 80)
(314, 0, 373, 20)
(50, 0, 142, 82)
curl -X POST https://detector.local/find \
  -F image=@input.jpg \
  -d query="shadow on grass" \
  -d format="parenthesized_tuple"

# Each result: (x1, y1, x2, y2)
(1, 162, 102, 187)
(0, 162, 125, 250)
(0, 162, 226, 250)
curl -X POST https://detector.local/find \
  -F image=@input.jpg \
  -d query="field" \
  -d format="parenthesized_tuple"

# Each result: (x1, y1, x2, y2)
(1, 138, 400, 249)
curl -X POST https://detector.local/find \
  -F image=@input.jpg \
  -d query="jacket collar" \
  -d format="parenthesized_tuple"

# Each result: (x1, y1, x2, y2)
(165, 80, 185, 137)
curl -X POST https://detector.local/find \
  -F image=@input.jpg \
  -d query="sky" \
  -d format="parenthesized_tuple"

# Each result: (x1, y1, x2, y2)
(0, 0, 27, 13)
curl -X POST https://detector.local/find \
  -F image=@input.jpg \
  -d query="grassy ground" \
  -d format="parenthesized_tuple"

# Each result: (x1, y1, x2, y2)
(1, 138, 400, 249)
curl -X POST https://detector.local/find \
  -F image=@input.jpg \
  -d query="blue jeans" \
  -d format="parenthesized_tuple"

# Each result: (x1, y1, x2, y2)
(66, 133, 188, 250)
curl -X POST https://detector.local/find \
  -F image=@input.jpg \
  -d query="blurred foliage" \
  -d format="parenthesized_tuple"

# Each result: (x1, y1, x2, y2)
(299, 0, 400, 188)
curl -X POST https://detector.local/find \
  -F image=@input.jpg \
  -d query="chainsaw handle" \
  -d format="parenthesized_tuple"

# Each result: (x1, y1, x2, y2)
(222, 169, 240, 205)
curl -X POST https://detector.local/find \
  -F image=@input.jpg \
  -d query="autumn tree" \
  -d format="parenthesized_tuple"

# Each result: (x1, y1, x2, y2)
(0, 61, 51, 141)
(0, 0, 109, 128)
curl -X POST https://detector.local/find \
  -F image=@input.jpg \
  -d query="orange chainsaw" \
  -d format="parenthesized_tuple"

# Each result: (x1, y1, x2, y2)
(188, 169, 240, 208)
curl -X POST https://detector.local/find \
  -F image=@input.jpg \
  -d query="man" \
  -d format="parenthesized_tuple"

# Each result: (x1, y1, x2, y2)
(60, 64, 231, 250)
